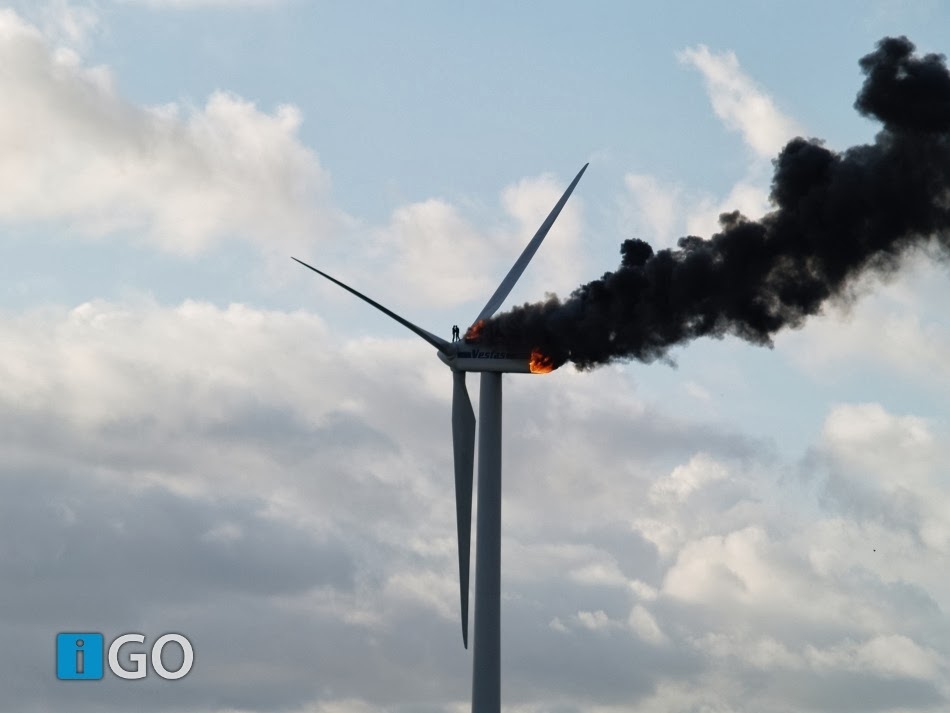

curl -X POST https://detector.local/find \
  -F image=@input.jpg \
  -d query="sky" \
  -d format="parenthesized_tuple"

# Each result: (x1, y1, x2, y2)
(2, 1, 950, 712)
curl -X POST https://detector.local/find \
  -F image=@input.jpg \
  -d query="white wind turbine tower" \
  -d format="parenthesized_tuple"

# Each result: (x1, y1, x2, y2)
(294, 163, 587, 712)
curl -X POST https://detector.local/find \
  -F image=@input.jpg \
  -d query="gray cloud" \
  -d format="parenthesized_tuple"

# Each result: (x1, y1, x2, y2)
(1, 303, 948, 712)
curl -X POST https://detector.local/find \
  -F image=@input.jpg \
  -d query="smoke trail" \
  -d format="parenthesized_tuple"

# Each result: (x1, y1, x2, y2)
(481, 37, 950, 369)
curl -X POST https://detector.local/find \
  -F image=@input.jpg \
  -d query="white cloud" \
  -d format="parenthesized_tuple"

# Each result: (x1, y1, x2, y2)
(685, 178, 773, 238)
(0, 9, 339, 254)
(622, 171, 773, 248)
(693, 631, 801, 671)
(684, 381, 712, 402)
(500, 171, 588, 302)
(627, 604, 666, 644)
(688, 630, 944, 683)
(384, 569, 457, 621)
(780, 252, 950, 388)
(39, 0, 99, 49)
(818, 402, 950, 553)
(568, 560, 629, 588)
(367, 169, 588, 312)
(628, 579, 658, 601)
(1, 6, 586, 315)
(663, 526, 885, 632)
(369, 198, 499, 307)
(618, 44, 800, 255)
(678, 45, 803, 158)
(822, 403, 934, 471)
(649, 453, 730, 503)
(622, 173, 682, 248)
(805, 635, 942, 681)
(576, 609, 613, 631)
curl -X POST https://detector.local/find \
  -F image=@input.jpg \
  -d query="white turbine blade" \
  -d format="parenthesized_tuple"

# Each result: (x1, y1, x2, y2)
(292, 257, 452, 352)
(452, 370, 476, 648)
(473, 163, 589, 324)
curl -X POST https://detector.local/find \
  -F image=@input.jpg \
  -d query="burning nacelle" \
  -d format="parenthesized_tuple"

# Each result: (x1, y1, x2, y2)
(447, 320, 557, 373)
(437, 342, 556, 374)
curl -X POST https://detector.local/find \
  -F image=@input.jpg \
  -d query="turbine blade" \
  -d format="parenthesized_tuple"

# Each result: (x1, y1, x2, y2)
(473, 163, 589, 324)
(452, 370, 476, 648)
(292, 257, 452, 352)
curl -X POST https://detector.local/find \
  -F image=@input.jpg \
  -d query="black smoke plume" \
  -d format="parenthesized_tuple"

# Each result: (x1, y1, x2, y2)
(481, 37, 950, 369)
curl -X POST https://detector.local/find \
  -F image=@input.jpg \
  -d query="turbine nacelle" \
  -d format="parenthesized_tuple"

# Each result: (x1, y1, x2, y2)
(438, 342, 547, 374)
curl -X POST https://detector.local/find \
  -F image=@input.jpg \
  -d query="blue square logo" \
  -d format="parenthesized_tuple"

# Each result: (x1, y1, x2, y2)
(56, 633, 103, 680)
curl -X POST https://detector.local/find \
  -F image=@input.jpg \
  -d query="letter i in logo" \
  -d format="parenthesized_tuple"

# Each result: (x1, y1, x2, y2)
(56, 633, 103, 680)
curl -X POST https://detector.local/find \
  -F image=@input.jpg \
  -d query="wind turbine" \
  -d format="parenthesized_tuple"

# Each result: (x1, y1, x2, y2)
(293, 163, 587, 712)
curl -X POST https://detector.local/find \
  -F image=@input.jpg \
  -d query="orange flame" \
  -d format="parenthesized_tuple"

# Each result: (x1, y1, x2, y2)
(464, 320, 485, 342)
(528, 349, 556, 374)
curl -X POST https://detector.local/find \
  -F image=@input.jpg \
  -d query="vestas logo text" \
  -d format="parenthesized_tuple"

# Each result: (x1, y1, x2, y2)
(56, 632, 194, 681)
(458, 350, 524, 359)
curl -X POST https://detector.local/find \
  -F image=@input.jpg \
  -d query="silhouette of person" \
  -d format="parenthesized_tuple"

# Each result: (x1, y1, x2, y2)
(452, 324, 460, 341)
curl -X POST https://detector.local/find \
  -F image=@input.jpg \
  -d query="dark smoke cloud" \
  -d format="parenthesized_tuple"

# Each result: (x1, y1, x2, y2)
(481, 37, 950, 369)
